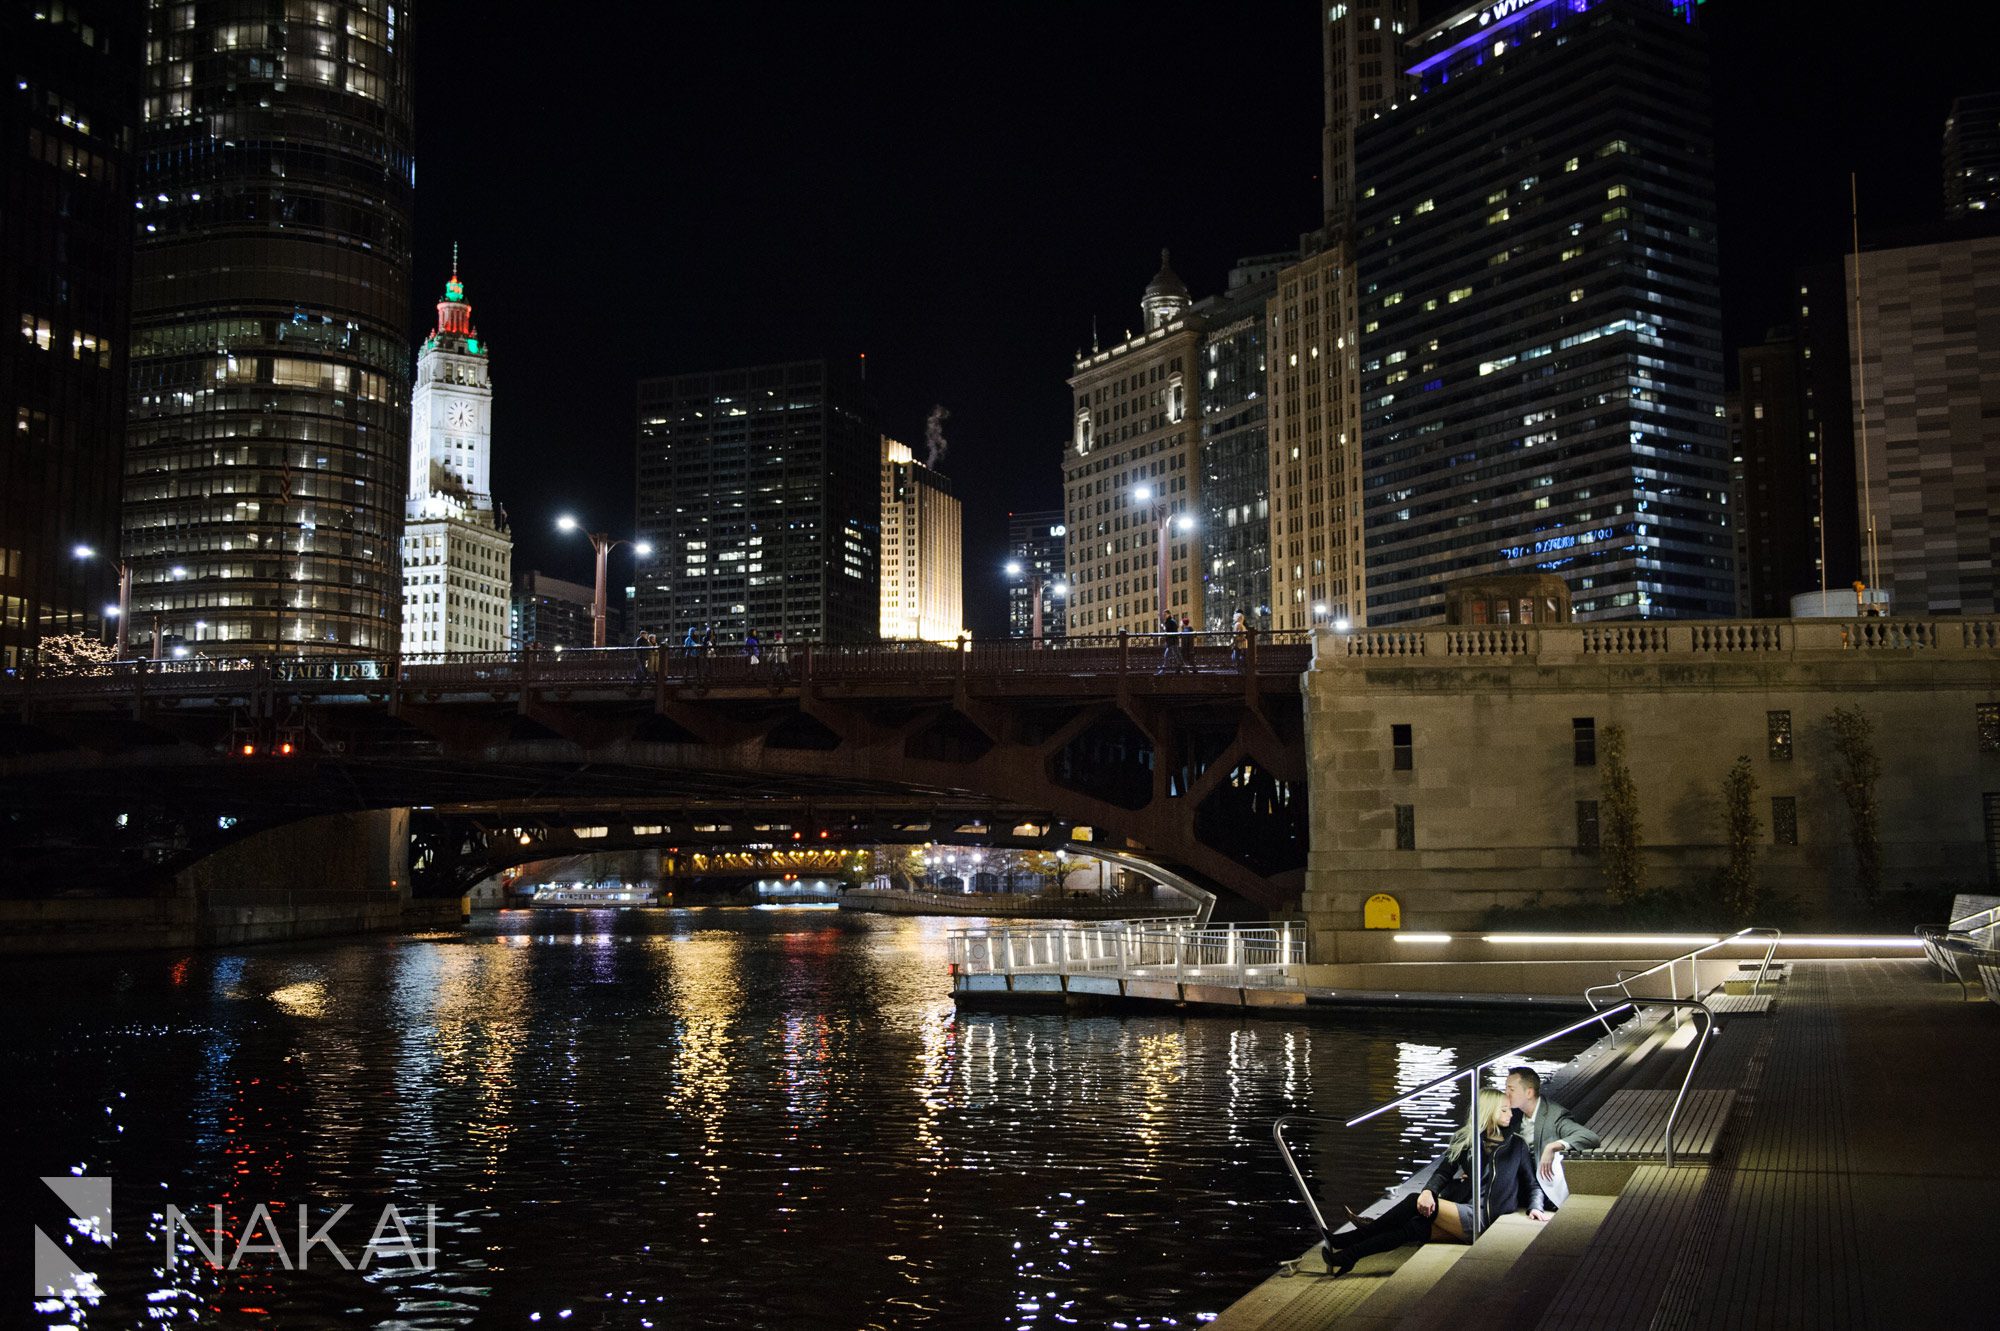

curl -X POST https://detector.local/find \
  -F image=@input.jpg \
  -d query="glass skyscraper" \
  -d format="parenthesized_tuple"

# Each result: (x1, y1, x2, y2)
(2, 4, 142, 670)
(123, 0, 415, 656)
(636, 359, 881, 645)
(1356, 0, 1732, 624)
(1196, 256, 1288, 631)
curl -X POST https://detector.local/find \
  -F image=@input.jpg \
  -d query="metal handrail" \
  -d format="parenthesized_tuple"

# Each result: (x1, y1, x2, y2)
(1582, 927, 1780, 1028)
(1273, 1003, 1635, 1249)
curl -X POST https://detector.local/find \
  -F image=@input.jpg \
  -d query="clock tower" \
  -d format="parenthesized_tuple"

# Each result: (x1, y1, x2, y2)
(400, 255, 513, 653)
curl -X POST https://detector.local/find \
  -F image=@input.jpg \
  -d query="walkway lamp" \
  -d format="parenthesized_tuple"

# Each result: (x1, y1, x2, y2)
(1133, 485, 1197, 627)
(557, 514, 652, 648)
(73, 545, 131, 658)
(1006, 560, 1049, 647)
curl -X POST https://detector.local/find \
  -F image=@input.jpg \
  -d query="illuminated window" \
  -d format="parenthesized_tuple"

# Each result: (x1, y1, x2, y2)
(1768, 710, 1793, 761)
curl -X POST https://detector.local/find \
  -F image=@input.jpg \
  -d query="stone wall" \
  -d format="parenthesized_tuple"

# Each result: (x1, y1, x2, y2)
(1302, 618, 2000, 942)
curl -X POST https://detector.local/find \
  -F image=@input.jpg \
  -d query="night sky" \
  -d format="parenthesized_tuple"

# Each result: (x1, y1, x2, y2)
(412, 1, 1997, 634)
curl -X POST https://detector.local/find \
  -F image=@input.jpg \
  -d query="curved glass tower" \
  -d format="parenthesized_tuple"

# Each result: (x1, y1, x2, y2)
(124, 0, 414, 657)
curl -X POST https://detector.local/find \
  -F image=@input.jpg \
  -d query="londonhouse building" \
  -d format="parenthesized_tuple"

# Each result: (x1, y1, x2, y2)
(123, 0, 414, 655)
(1064, 254, 1203, 636)
(636, 359, 881, 645)
(1355, 0, 1733, 624)
(400, 266, 511, 654)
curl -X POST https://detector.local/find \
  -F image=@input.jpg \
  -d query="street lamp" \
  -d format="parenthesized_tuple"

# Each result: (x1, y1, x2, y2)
(1006, 559, 1049, 647)
(1133, 485, 1196, 628)
(152, 566, 189, 660)
(73, 545, 131, 658)
(557, 515, 652, 648)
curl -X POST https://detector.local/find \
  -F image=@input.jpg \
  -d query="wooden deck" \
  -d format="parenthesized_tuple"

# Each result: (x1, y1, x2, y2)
(1215, 957, 1993, 1329)
(1702, 992, 1775, 1015)
(1579, 1087, 1735, 1161)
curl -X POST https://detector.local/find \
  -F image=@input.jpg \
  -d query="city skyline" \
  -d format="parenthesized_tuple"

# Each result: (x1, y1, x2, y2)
(412, 1, 1995, 635)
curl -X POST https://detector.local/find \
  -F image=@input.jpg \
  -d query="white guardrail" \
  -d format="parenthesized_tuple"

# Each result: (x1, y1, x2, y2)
(946, 917, 1305, 986)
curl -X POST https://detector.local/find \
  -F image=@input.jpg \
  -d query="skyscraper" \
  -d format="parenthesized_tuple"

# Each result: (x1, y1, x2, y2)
(1849, 232, 2000, 614)
(1267, 0, 1415, 632)
(1006, 509, 1067, 640)
(1944, 91, 2000, 220)
(2, 4, 141, 670)
(1355, 0, 1732, 625)
(1065, 253, 1202, 636)
(1196, 256, 1288, 631)
(509, 571, 596, 652)
(879, 437, 963, 642)
(400, 264, 511, 654)
(123, 0, 414, 657)
(636, 359, 880, 645)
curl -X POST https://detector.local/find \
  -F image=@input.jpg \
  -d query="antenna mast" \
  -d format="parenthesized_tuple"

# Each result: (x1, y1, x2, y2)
(1850, 172, 1882, 608)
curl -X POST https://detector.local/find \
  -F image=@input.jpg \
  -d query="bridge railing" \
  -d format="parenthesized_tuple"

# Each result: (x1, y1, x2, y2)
(4, 630, 1318, 702)
(946, 917, 1304, 986)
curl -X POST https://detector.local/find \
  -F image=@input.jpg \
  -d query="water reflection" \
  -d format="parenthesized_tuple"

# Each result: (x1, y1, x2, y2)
(6, 910, 1586, 1329)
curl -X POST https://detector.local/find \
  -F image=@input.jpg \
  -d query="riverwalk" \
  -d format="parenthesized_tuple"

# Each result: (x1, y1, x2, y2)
(1212, 956, 1995, 1329)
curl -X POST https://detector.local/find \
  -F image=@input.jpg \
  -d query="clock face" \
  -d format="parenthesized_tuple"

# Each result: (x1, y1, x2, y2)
(446, 401, 474, 430)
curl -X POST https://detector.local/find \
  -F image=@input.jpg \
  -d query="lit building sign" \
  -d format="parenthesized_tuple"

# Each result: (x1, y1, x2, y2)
(1407, 0, 1570, 78)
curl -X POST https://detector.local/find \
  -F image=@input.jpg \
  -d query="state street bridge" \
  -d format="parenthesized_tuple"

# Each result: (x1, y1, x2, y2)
(0, 634, 1311, 912)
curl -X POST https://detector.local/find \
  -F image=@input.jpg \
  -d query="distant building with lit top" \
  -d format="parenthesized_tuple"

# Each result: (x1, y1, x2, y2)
(1006, 510, 1067, 640)
(1355, 0, 1732, 624)
(400, 265, 511, 654)
(879, 437, 963, 642)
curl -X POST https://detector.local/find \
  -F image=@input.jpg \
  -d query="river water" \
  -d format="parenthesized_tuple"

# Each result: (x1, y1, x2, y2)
(11, 908, 1578, 1330)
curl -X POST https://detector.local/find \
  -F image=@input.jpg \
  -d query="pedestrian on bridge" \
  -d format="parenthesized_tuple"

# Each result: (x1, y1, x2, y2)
(745, 627, 761, 670)
(1157, 612, 1179, 674)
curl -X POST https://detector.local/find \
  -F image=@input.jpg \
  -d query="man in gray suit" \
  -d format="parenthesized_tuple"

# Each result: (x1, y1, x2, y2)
(1506, 1066, 1603, 1189)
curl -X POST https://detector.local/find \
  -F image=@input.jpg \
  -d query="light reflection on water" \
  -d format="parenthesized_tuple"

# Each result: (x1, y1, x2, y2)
(7, 908, 1584, 1329)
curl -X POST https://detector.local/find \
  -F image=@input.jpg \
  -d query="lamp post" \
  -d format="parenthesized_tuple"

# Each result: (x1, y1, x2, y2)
(152, 565, 188, 660)
(73, 545, 131, 658)
(1132, 486, 1196, 628)
(1006, 560, 1047, 647)
(557, 515, 652, 648)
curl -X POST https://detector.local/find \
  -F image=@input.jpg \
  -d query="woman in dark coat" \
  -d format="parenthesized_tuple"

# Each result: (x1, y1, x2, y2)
(1323, 1088, 1547, 1274)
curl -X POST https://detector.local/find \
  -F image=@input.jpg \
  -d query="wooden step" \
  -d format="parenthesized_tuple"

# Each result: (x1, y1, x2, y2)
(1327, 1241, 1469, 1330)
(1580, 1088, 1735, 1161)
(1394, 1195, 1617, 1330)
(1705, 992, 1775, 1014)
(1537, 1164, 1715, 1330)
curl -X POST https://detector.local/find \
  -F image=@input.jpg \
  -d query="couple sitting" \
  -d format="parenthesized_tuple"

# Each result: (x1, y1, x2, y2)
(1324, 1066, 1601, 1275)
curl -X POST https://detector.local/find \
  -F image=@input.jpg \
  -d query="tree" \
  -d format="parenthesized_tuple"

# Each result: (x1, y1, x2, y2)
(1015, 850, 1074, 896)
(1599, 723, 1645, 904)
(1719, 756, 1761, 922)
(35, 632, 115, 675)
(1824, 705, 1882, 904)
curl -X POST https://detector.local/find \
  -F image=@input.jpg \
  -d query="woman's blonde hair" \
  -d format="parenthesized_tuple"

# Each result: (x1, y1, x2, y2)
(1448, 1087, 1510, 1157)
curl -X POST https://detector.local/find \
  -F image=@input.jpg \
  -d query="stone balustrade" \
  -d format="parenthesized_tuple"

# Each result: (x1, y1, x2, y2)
(1315, 617, 2000, 668)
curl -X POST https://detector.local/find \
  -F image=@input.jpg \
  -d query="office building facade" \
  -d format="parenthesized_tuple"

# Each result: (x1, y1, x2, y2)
(879, 437, 963, 642)
(636, 359, 880, 645)
(123, 0, 414, 656)
(1848, 232, 2000, 614)
(400, 266, 511, 654)
(509, 571, 595, 652)
(2, 4, 141, 669)
(1355, 0, 1732, 625)
(1267, 0, 1415, 633)
(1006, 509, 1067, 640)
(1064, 253, 1203, 636)
(1196, 257, 1287, 631)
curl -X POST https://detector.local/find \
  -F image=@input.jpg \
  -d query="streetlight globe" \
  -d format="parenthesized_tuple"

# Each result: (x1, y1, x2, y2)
(635, 541, 654, 556)
(1005, 560, 1022, 577)
(556, 514, 579, 532)
(1052, 582, 1069, 598)
(1312, 602, 1328, 617)
(1174, 514, 1195, 533)
(1133, 484, 1152, 503)
(104, 604, 120, 618)
(170, 566, 188, 578)
(1334, 617, 1352, 633)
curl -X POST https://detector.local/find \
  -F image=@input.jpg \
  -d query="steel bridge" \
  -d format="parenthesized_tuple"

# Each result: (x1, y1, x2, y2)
(0, 632, 1313, 911)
